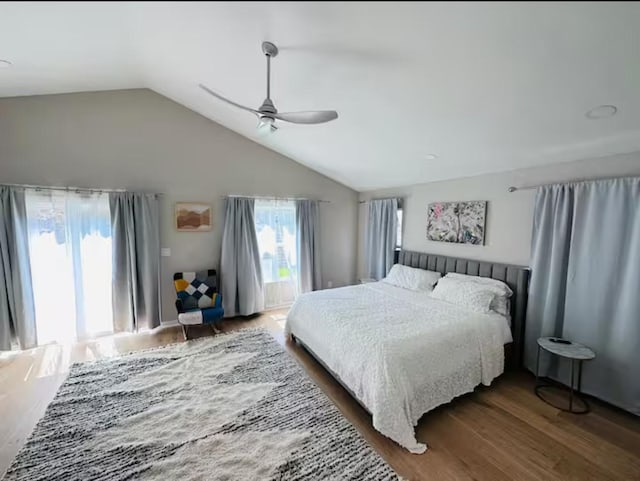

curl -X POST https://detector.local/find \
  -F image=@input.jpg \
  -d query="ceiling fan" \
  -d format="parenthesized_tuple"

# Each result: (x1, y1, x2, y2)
(199, 41, 338, 133)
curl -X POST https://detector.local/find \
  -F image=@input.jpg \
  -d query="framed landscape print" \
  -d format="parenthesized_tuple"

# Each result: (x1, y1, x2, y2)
(427, 201, 486, 245)
(175, 202, 212, 232)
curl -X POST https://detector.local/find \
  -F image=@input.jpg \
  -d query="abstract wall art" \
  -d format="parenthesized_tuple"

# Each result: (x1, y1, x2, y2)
(175, 202, 212, 232)
(427, 201, 486, 245)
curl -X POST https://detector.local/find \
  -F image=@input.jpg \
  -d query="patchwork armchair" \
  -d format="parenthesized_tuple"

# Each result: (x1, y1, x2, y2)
(173, 269, 224, 340)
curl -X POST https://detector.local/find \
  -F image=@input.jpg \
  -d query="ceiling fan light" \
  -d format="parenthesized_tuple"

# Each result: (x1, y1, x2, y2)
(257, 116, 277, 135)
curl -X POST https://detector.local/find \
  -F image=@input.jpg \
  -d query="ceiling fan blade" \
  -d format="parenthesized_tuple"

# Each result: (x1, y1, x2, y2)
(271, 110, 338, 124)
(199, 84, 259, 116)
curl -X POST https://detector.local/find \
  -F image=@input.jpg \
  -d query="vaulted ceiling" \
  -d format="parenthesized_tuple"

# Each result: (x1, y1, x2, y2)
(1, 2, 639, 191)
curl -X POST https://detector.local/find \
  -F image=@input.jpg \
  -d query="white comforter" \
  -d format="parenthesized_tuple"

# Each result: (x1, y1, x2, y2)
(285, 282, 512, 454)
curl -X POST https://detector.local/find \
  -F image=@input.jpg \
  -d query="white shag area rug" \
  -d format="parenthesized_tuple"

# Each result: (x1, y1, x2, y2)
(3, 329, 400, 481)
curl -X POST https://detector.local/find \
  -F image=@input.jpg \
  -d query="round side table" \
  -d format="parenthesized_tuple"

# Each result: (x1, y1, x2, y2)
(535, 337, 595, 414)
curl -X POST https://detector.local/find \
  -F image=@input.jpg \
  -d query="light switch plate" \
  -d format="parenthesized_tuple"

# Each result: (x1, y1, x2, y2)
(161, 248, 171, 257)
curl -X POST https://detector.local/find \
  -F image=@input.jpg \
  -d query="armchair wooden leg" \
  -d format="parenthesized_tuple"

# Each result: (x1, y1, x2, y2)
(182, 324, 188, 341)
(210, 324, 222, 335)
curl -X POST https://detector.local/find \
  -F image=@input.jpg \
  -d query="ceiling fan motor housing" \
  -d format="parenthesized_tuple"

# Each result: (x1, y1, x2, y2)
(259, 98, 277, 116)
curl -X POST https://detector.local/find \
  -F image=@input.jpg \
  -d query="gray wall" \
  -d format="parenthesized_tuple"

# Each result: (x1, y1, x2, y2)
(0, 89, 359, 323)
(358, 152, 640, 276)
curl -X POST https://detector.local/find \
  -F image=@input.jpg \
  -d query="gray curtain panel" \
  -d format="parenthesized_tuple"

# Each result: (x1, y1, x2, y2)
(0, 187, 37, 350)
(525, 178, 640, 414)
(296, 200, 321, 293)
(109, 192, 161, 332)
(365, 198, 399, 280)
(221, 197, 264, 317)
(0, 224, 10, 350)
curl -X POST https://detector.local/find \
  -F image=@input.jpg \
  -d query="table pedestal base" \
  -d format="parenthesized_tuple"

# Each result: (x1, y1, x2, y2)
(535, 343, 591, 414)
(534, 382, 590, 414)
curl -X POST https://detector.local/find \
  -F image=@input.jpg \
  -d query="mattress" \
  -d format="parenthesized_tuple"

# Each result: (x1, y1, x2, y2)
(285, 282, 512, 453)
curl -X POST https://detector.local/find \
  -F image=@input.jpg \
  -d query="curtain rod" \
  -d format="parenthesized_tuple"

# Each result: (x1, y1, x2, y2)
(508, 175, 639, 192)
(225, 194, 330, 203)
(358, 196, 404, 204)
(0, 183, 163, 196)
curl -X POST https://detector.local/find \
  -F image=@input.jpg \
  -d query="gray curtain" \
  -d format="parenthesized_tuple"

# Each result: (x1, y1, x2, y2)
(0, 187, 37, 350)
(221, 197, 264, 317)
(525, 178, 640, 414)
(296, 200, 321, 293)
(365, 198, 399, 280)
(109, 192, 161, 332)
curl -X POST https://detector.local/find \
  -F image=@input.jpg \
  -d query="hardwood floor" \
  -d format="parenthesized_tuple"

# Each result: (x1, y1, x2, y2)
(1, 312, 638, 480)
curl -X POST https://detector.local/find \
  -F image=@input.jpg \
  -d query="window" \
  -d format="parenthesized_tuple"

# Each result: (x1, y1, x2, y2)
(396, 207, 403, 248)
(25, 190, 114, 343)
(254, 200, 298, 308)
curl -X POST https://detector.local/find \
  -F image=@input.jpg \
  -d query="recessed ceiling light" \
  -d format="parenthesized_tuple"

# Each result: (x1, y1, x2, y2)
(585, 105, 617, 120)
(0, 59, 12, 69)
(424, 154, 438, 160)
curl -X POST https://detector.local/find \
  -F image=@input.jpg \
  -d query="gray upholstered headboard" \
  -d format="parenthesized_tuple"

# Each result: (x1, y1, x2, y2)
(397, 250, 530, 369)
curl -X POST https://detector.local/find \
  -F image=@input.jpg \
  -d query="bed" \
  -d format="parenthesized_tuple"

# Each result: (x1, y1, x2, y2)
(285, 250, 529, 453)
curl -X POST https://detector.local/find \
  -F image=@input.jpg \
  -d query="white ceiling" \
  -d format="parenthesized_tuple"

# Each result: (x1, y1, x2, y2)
(2, 2, 640, 191)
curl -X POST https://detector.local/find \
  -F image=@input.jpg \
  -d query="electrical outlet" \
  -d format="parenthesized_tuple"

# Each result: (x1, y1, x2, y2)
(327, 281, 333, 288)
(161, 247, 171, 257)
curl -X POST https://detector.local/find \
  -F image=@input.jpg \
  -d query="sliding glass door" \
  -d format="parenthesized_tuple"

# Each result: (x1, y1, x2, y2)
(254, 200, 298, 309)
(25, 190, 113, 344)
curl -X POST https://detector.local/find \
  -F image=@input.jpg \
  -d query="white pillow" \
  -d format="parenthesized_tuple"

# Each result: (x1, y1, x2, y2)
(443, 272, 513, 297)
(430, 277, 497, 313)
(382, 264, 441, 291)
(491, 297, 511, 319)
(443, 273, 512, 318)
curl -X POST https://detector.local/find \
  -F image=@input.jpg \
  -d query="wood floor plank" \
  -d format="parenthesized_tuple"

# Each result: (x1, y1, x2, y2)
(1, 313, 638, 480)
(421, 408, 517, 481)
(449, 401, 565, 480)
(455, 397, 623, 481)
(496, 378, 640, 462)
(481, 386, 640, 480)
(561, 412, 640, 459)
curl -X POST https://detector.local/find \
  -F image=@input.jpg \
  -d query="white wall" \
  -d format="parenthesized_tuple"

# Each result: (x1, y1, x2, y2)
(0, 89, 359, 323)
(358, 152, 640, 276)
